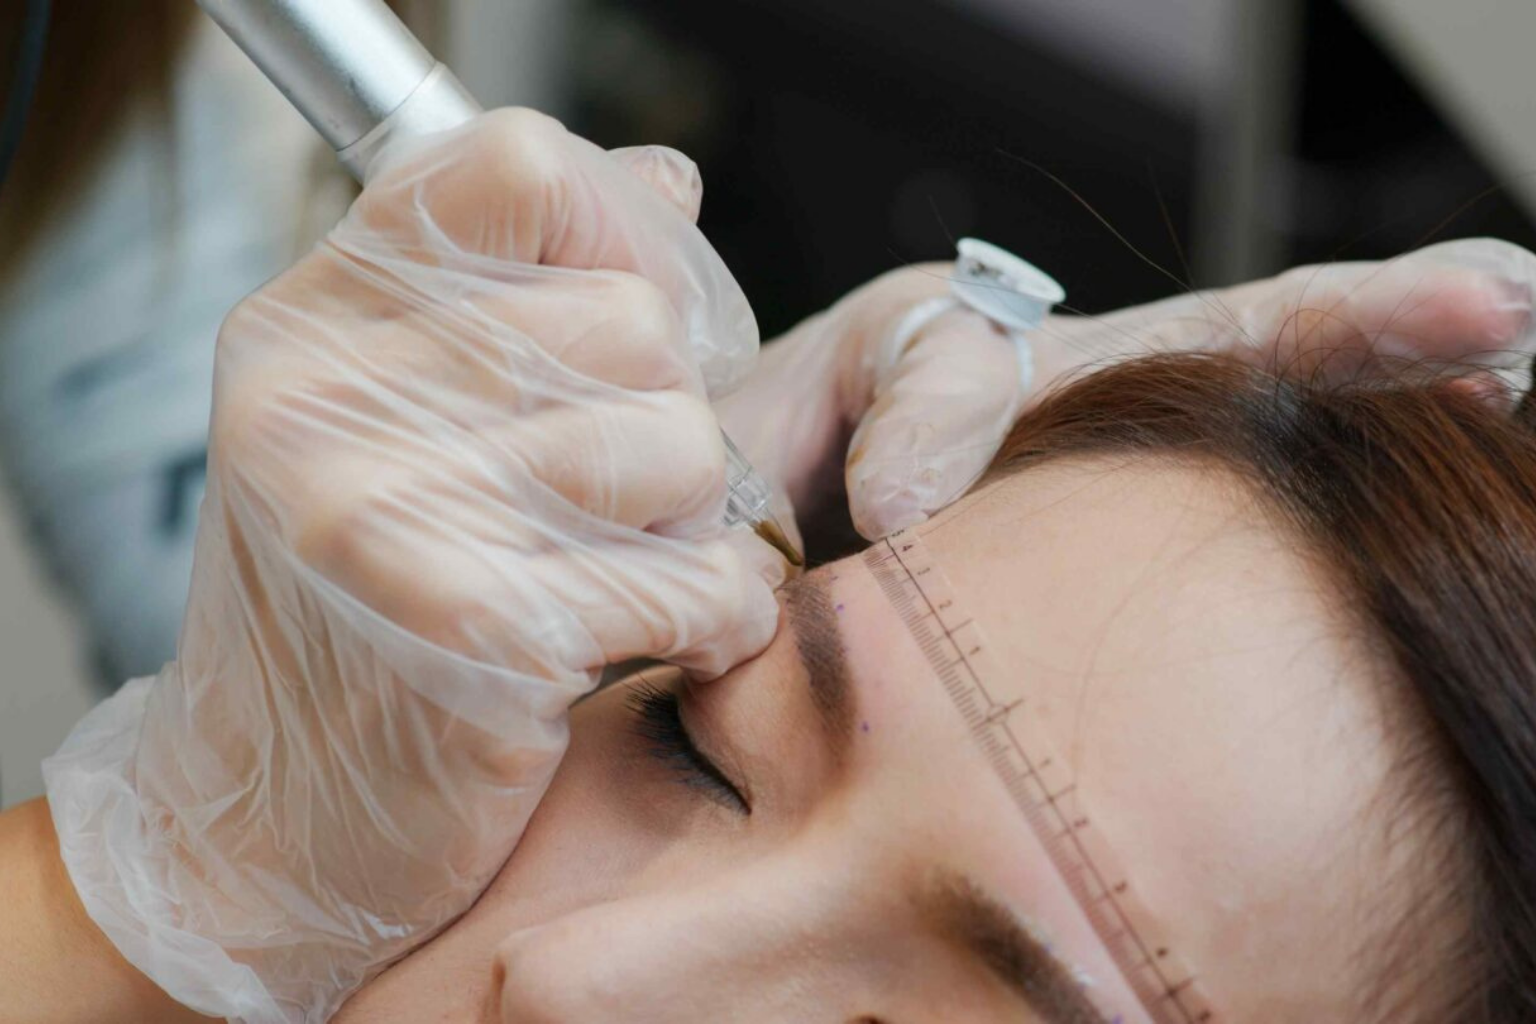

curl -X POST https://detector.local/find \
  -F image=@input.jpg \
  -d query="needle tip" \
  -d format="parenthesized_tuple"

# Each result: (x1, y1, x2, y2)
(753, 517, 805, 568)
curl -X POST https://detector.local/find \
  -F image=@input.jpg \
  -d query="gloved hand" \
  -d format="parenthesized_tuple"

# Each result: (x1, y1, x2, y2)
(719, 238, 1536, 538)
(43, 109, 782, 1024)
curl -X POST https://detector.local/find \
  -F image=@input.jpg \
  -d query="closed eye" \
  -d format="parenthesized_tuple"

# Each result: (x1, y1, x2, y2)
(625, 680, 752, 816)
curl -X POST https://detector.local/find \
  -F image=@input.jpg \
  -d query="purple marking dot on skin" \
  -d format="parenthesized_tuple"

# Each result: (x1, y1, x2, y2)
(835, 603, 845, 613)
(860, 720, 870, 733)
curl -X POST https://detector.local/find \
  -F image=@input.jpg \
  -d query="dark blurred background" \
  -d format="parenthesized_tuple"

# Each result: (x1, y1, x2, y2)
(3, 0, 1535, 802)
(516, 0, 1536, 337)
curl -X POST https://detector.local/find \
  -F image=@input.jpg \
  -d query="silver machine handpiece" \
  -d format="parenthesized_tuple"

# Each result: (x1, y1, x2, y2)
(197, 0, 482, 180)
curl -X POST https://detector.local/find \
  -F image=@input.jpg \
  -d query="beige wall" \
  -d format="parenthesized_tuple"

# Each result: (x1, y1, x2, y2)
(0, 491, 93, 808)
(1347, 0, 1536, 219)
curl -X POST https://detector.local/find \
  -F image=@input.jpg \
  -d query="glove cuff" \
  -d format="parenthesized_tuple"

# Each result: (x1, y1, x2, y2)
(43, 677, 289, 1024)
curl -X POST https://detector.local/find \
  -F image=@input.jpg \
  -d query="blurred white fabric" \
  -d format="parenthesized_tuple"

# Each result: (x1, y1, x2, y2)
(0, 18, 345, 684)
(0, 0, 578, 808)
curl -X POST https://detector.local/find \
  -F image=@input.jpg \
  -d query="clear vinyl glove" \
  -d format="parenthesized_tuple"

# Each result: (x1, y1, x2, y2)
(719, 237, 1536, 539)
(42, 109, 782, 1024)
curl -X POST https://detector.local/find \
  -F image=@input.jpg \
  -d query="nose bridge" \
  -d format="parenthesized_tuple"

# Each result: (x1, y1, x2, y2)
(493, 852, 874, 1022)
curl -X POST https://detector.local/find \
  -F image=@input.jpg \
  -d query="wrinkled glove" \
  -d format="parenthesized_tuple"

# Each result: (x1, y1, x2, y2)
(719, 237, 1536, 539)
(43, 109, 781, 1024)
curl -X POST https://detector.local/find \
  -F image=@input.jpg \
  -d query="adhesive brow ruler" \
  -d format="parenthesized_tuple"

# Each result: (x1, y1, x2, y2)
(864, 530, 1218, 1024)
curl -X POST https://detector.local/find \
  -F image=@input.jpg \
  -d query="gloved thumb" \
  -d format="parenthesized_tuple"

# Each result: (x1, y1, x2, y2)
(609, 145, 705, 224)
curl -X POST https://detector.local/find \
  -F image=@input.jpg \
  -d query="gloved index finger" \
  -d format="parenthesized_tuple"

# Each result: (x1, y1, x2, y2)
(846, 303, 1026, 539)
(343, 108, 759, 397)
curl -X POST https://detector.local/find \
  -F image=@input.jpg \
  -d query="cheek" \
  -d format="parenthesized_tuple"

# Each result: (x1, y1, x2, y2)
(488, 867, 1028, 1024)
(334, 681, 746, 1020)
(476, 686, 681, 921)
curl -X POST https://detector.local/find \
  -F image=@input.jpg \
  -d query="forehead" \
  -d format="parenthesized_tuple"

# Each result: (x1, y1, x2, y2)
(839, 458, 1401, 1015)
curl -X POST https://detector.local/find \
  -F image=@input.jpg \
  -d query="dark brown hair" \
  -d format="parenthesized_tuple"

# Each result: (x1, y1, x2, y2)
(982, 352, 1536, 1021)
(0, 0, 195, 263)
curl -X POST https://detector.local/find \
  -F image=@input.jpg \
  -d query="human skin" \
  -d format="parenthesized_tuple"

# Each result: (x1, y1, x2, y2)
(336, 456, 1406, 1023)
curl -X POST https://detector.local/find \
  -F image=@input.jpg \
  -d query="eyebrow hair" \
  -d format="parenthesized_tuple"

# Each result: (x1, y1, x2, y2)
(782, 570, 856, 748)
(919, 869, 1106, 1023)
(780, 573, 1104, 1021)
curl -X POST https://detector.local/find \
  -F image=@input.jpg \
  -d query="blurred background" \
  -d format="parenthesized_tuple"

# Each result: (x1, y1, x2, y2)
(2, 0, 1534, 805)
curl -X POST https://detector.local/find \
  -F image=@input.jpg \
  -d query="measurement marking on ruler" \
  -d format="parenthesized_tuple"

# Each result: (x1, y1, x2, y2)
(866, 533, 1216, 1024)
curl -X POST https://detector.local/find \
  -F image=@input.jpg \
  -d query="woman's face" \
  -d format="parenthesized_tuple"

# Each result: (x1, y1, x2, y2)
(337, 460, 1406, 1022)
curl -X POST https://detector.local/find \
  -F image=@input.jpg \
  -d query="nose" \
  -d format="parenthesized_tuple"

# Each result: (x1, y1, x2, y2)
(489, 871, 868, 1023)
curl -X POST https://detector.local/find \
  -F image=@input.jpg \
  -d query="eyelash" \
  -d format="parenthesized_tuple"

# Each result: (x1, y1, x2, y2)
(625, 682, 751, 816)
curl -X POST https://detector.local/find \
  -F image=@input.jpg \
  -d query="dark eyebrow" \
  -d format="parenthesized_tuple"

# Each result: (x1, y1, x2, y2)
(919, 869, 1106, 1023)
(784, 576, 1103, 1020)
(781, 570, 856, 752)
